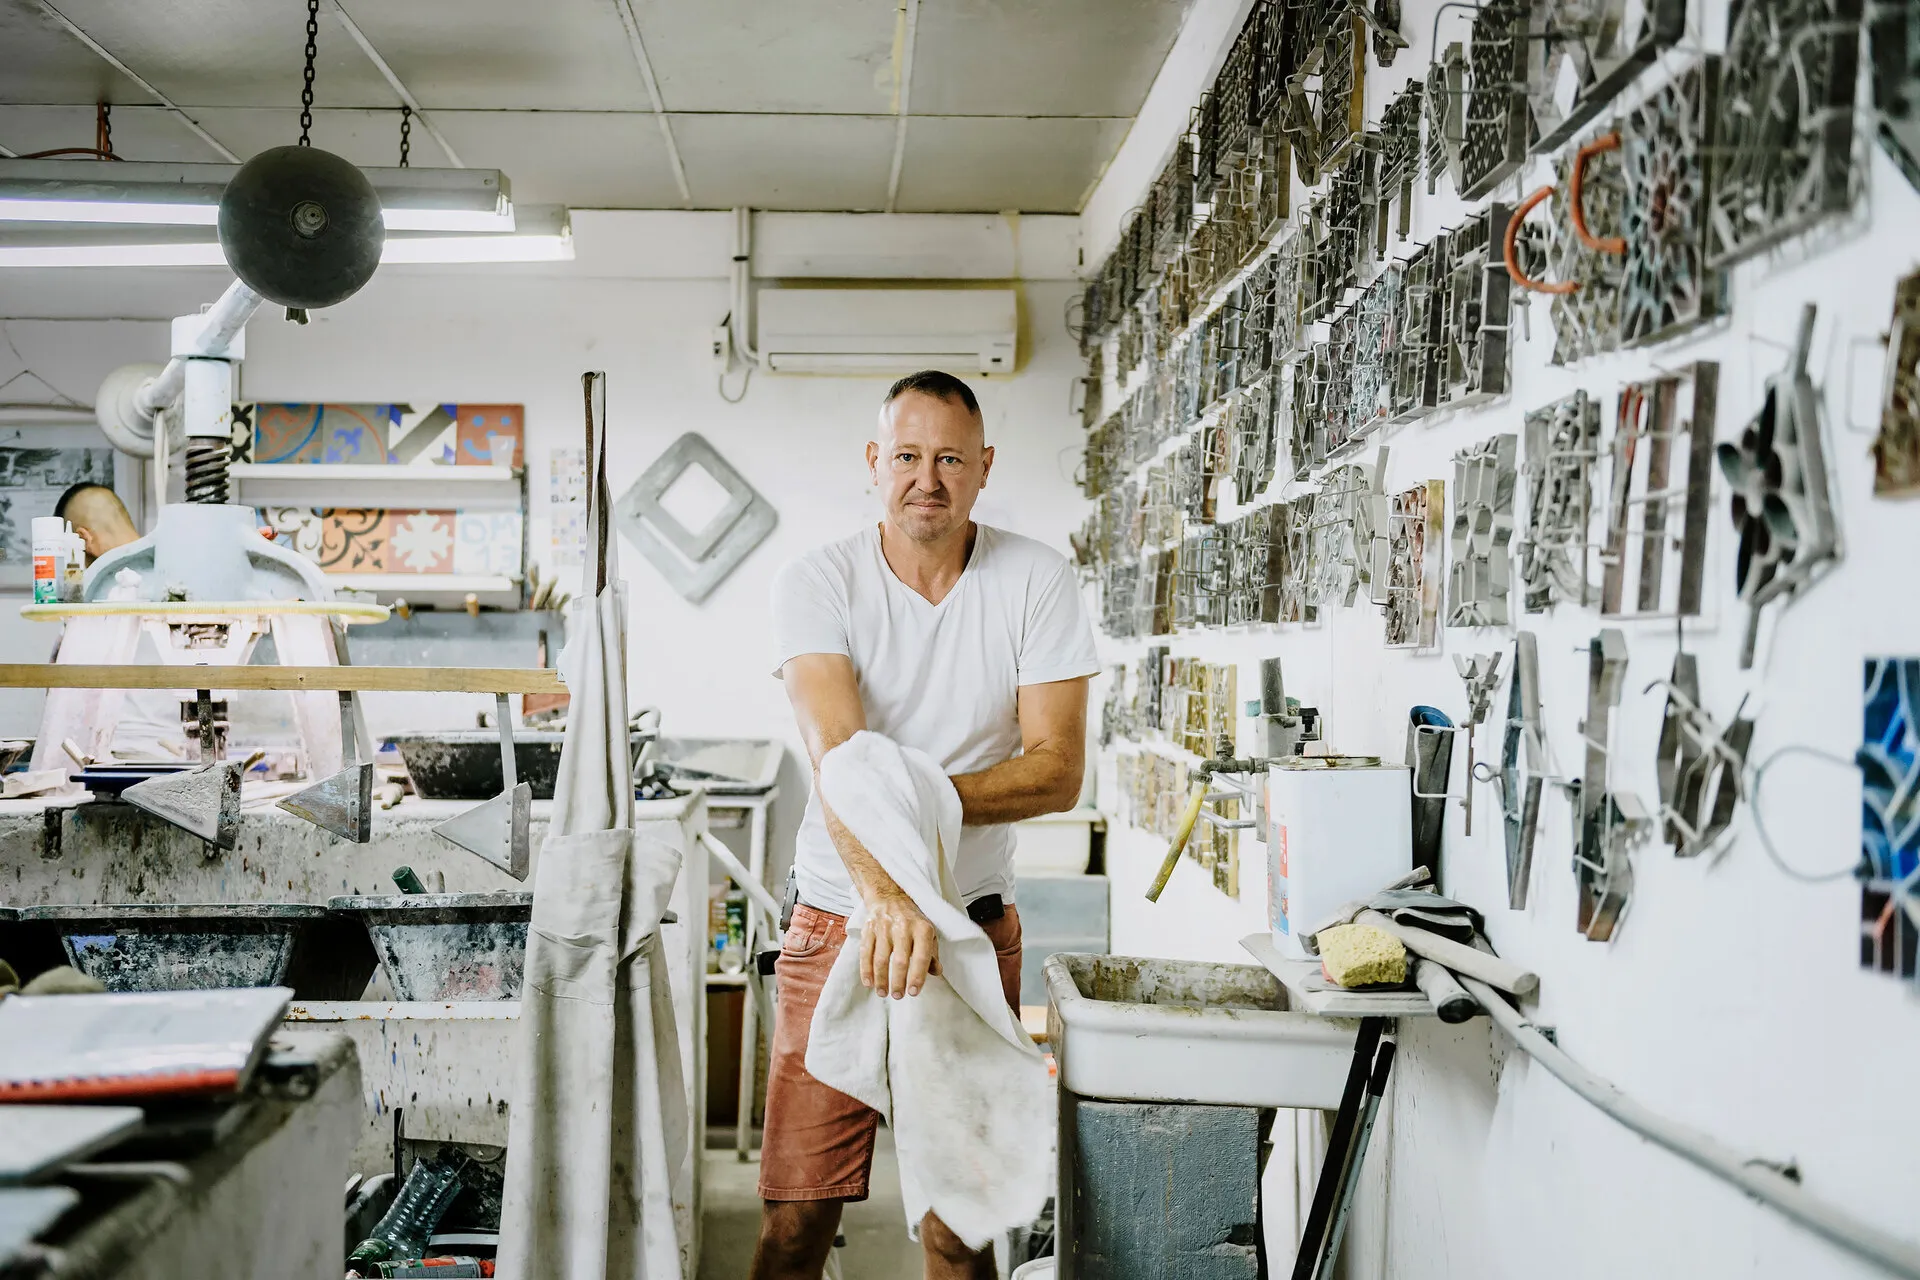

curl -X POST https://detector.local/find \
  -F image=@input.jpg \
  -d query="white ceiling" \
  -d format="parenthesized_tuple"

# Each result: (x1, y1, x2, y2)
(0, 0, 1193, 213)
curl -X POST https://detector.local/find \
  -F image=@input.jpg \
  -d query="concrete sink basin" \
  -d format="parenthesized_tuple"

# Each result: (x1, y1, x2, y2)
(1044, 953, 1357, 1110)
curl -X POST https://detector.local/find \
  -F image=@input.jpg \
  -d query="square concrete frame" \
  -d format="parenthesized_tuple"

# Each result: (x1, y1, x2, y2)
(616, 432, 778, 604)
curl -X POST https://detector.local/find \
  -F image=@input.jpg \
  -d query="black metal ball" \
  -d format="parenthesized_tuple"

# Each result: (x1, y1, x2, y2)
(218, 145, 383, 309)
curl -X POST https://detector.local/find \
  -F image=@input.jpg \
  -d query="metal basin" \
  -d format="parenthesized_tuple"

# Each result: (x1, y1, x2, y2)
(390, 731, 655, 801)
(329, 892, 530, 1001)
(656, 737, 782, 795)
(15, 903, 373, 996)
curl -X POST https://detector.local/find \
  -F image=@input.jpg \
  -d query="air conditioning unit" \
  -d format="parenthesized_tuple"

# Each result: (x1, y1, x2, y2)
(756, 288, 1017, 377)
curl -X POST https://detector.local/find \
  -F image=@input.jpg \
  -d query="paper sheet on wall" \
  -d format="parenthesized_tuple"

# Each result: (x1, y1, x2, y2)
(550, 447, 587, 568)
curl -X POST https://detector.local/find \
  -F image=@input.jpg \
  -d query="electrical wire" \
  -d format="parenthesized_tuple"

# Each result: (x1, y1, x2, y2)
(717, 366, 752, 405)
(19, 147, 119, 160)
(1746, 744, 1865, 883)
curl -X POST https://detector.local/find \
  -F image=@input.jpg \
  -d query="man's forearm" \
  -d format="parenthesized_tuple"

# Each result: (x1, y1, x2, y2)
(820, 791, 901, 905)
(951, 747, 1082, 826)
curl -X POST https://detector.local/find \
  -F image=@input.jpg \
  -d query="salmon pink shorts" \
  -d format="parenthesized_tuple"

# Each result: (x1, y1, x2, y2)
(757, 901, 1023, 1202)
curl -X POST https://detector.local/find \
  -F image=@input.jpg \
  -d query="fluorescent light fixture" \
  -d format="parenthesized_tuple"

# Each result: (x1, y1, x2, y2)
(0, 200, 507, 231)
(0, 159, 514, 232)
(0, 209, 572, 268)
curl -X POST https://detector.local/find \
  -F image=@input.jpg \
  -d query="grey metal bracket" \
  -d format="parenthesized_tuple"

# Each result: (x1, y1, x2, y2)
(1570, 629, 1649, 940)
(1717, 304, 1841, 669)
(278, 691, 373, 843)
(1648, 654, 1754, 858)
(1453, 653, 1505, 836)
(616, 432, 779, 604)
(1474, 631, 1548, 908)
(434, 693, 531, 880)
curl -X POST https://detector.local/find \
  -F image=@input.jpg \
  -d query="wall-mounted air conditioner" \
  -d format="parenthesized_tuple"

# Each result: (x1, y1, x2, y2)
(755, 288, 1017, 377)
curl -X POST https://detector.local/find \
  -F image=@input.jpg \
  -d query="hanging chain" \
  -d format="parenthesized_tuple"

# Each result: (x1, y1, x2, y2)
(96, 101, 112, 159)
(399, 104, 412, 167)
(298, 0, 319, 146)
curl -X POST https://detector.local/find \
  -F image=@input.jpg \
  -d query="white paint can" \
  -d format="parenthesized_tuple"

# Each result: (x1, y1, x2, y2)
(1265, 759, 1413, 958)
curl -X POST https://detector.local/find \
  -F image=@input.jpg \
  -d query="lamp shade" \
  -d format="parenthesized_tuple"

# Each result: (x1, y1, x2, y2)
(218, 146, 384, 309)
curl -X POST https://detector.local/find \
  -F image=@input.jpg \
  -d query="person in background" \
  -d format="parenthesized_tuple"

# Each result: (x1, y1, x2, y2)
(754, 370, 1099, 1280)
(53, 482, 138, 564)
(47, 482, 185, 760)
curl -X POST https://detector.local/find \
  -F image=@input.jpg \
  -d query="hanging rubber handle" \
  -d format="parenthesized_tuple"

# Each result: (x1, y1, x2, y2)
(1146, 779, 1210, 902)
(1570, 132, 1626, 255)
(1503, 184, 1578, 295)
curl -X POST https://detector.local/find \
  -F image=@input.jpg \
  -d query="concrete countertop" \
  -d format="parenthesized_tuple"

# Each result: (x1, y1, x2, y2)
(0, 787, 706, 906)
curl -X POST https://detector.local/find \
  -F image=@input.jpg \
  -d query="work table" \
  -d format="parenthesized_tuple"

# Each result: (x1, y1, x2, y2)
(0, 789, 713, 1263)
(0, 790, 701, 903)
(18, 1029, 360, 1280)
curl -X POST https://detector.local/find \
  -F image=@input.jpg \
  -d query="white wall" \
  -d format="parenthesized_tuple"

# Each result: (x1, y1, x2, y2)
(1083, 6, 1920, 1279)
(0, 212, 1090, 879)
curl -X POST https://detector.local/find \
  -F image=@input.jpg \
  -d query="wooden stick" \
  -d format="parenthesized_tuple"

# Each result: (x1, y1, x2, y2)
(0, 664, 565, 695)
(1146, 780, 1209, 903)
(1357, 910, 1539, 998)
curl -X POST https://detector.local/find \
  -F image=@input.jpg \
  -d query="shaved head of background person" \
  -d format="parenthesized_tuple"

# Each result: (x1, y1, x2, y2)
(53, 483, 138, 563)
(756, 371, 1100, 1280)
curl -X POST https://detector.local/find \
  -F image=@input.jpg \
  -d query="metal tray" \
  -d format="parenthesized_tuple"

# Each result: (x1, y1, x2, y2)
(655, 737, 782, 795)
(68, 762, 199, 798)
(328, 892, 530, 1001)
(16, 903, 377, 998)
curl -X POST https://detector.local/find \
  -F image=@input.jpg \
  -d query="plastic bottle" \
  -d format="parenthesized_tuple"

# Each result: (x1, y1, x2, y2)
(61, 530, 85, 602)
(707, 884, 729, 974)
(31, 517, 66, 605)
(719, 889, 747, 974)
(347, 1152, 470, 1267)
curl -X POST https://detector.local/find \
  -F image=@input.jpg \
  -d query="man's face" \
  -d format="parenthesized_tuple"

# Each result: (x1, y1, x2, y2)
(867, 391, 994, 544)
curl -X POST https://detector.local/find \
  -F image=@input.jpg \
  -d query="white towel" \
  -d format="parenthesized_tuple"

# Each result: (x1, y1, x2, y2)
(804, 730, 1054, 1251)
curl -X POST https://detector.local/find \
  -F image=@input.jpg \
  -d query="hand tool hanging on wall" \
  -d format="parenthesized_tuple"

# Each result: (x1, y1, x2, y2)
(434, 693, 531, 880)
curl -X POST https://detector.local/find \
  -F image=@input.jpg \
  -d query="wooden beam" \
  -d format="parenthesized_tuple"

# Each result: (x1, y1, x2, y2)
(0, 665, 566, 694)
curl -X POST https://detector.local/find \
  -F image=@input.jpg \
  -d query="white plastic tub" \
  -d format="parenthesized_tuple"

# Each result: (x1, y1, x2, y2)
(1044, 953, 1357, 1110)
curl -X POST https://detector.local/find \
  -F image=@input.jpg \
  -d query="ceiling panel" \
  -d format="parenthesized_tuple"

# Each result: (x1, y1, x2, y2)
(0, 3, 144, 106)
(669, 113, 894, 211)
(152, 107, 454, 168)
(892, 115, 1128, 213)
(341, 0, 652, 112)
(633, 0, 895, 115)
(0, 104, 219, 162)
(30, 0, 395, 109)
(911, 0, 1194, 117)
(428, 111, 681, 208)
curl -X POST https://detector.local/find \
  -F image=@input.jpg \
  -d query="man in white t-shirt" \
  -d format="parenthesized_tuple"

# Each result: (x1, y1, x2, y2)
(754, 370, 1099, 1280)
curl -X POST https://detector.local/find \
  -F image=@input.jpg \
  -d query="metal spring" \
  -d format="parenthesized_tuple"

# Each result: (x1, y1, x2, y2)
(184, 437, 231, 504)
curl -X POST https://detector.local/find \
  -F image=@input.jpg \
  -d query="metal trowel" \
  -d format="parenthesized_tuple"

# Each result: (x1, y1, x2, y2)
(434, 694, 532, 880)
(123, 760, 244, 851)
(279, 691, 375, 842)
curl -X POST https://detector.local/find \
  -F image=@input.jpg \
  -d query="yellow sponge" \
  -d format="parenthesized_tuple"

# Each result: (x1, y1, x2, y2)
(1317, 923, 1408, 988)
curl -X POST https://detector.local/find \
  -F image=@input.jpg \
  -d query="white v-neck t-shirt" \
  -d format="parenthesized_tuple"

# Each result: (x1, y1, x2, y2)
(770, 522, 1100, 917)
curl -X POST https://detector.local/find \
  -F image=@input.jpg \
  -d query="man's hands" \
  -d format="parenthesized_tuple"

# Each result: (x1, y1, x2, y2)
(860, 882, 940, 998)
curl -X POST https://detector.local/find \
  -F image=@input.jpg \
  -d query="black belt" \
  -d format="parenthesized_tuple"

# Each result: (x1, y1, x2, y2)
(966, 893, 1006, 924)
(784, 873, 1005, 927)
